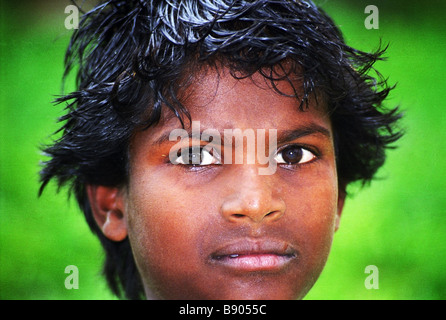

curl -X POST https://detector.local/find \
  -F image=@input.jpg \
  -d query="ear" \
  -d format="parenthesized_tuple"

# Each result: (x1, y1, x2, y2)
(86, 185, 128, 242)
(335, 189, 346, 232)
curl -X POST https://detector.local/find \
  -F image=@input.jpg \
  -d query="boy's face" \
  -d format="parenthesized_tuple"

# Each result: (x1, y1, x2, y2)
(93, 67, 344, 299)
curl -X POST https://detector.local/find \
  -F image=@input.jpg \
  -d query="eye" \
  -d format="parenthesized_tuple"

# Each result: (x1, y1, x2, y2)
(172, 146, 221, 166)
(274, 145, 316, 165)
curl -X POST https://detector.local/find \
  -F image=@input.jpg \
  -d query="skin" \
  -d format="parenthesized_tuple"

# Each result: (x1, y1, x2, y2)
(88, 67, 345, 300)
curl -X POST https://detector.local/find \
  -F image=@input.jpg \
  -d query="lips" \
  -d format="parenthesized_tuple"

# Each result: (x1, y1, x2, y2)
(209, 238, 298, 272)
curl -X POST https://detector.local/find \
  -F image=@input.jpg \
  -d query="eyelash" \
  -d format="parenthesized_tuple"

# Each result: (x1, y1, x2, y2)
(169, 144, 319, 170)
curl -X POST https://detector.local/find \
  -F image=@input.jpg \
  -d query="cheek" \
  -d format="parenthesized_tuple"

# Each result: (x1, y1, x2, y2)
(125, 173, 209, 297)
(283, 167, 339, 271)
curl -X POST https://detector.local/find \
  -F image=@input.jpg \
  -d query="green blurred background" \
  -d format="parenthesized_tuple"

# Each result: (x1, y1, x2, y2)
(1, 0, 445, 300)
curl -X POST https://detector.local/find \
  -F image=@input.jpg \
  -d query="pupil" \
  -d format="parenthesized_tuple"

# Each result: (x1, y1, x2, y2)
(282, 147, 302, 164)
(180, 148, 201, 164)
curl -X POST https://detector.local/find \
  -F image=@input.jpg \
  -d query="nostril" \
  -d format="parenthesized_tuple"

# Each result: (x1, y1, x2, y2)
(221, 197, 286, 223)
(265, 210, 282, 220)
(229, 210, 282, 223)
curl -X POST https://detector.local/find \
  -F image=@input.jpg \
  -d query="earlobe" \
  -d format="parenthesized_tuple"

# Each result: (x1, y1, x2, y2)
(86, 185, 128, 242)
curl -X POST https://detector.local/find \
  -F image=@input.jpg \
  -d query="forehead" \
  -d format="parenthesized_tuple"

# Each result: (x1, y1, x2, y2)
(172, 66, 328, 127)
(141, 67, 332, 144)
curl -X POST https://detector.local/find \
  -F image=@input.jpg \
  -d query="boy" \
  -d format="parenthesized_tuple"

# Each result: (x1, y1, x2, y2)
(40, 0, 402, 300)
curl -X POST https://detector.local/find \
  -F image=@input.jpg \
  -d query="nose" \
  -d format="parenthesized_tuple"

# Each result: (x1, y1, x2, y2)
(220, 166, 286, 224)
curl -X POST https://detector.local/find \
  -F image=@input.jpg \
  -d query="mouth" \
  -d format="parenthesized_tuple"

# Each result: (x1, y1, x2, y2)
(209, 238, 298, 273)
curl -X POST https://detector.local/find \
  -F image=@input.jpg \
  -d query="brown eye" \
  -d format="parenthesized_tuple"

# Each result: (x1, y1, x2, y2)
(274, 145, 316, 165)
(173, 146, 221, 166)
(281, 146, 303, 164)
(179, 148, 200, 164)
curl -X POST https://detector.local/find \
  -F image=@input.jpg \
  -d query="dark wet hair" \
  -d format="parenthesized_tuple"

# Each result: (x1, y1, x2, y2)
(39, 0, 402, 299)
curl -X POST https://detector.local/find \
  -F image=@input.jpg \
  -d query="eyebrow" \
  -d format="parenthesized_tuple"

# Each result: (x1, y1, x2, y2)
(276, 123, 331, 144)
(152, 122, 331, 146)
